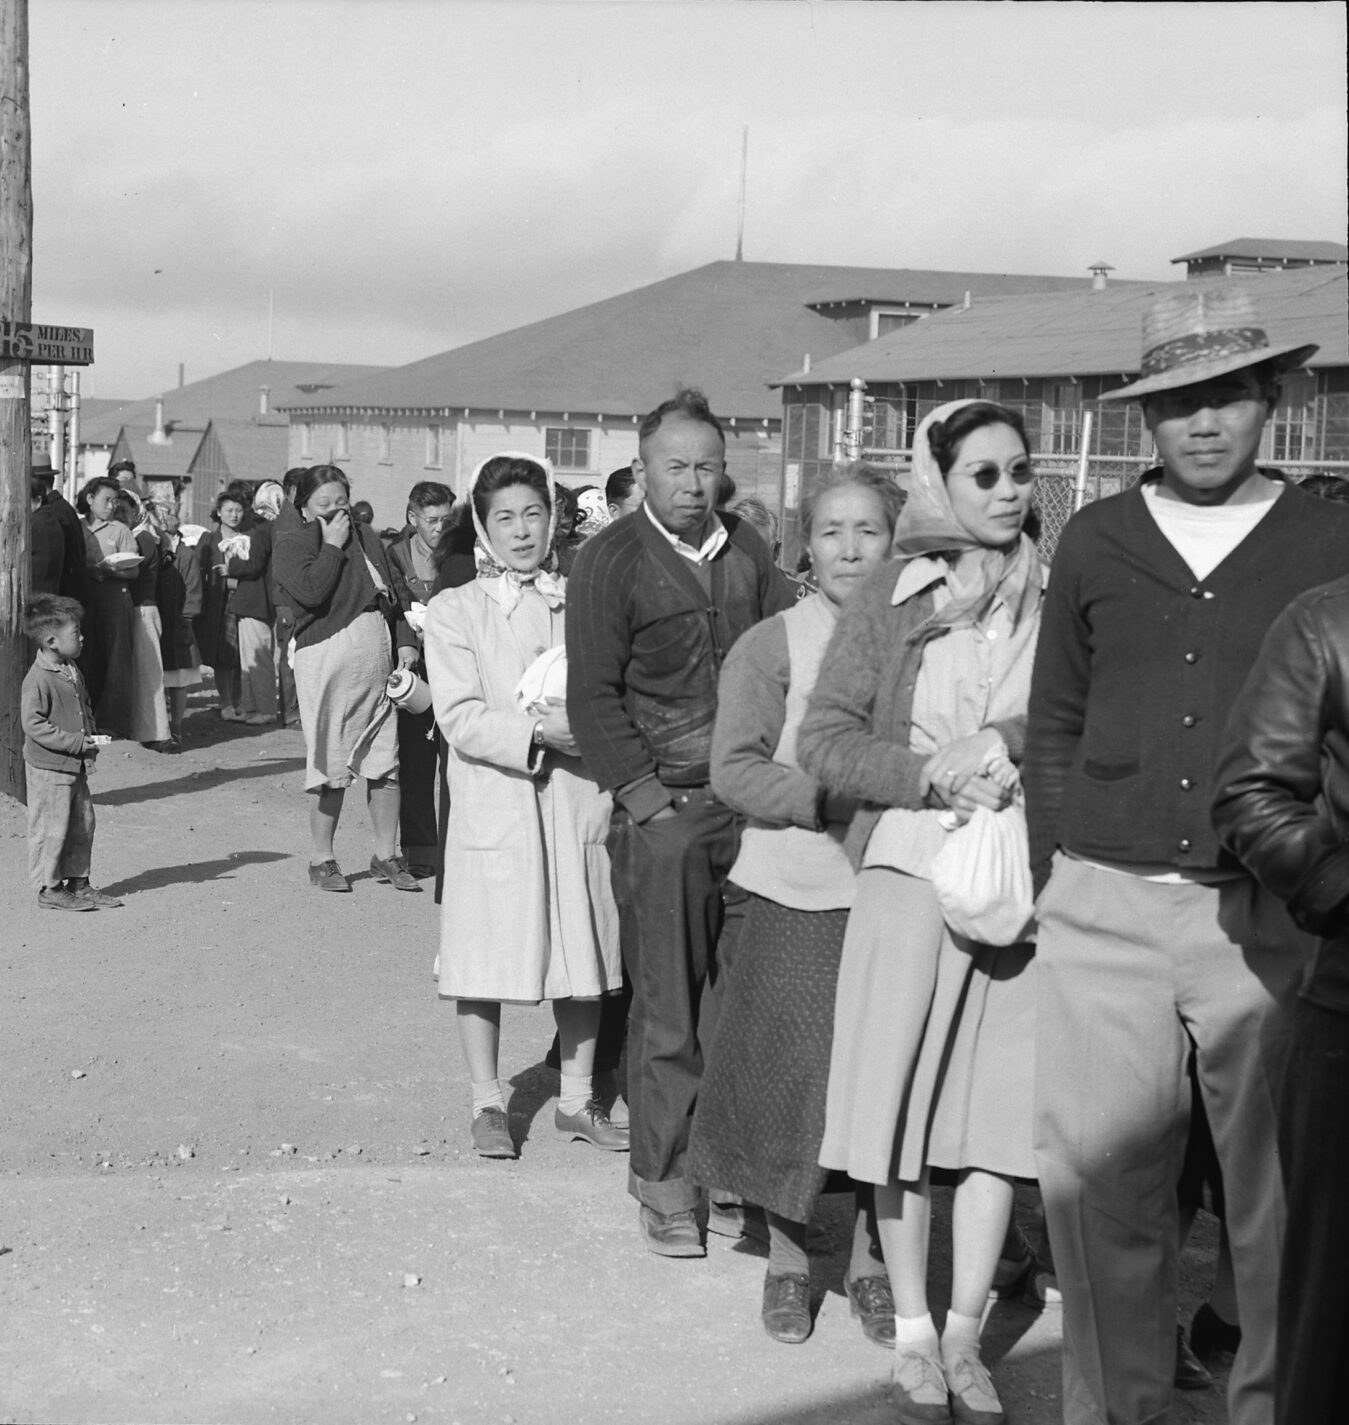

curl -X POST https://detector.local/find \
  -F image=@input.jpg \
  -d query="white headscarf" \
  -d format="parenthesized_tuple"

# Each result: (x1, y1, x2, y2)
(468, 451, 567, 618)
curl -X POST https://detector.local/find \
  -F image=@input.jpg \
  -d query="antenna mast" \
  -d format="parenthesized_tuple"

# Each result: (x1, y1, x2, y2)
(735, 126, 748, 262)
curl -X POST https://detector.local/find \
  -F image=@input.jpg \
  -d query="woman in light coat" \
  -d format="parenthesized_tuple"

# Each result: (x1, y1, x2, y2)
(424, 453, 625, 1161)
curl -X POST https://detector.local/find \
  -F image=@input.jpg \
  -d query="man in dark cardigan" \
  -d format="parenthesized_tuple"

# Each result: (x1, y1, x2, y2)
(1024, 286, 1349, 1425)
(567, 389, 794, 1257)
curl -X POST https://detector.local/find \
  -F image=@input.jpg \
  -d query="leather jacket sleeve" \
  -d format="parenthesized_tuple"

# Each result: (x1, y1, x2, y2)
(1213, 592, 1349, 936)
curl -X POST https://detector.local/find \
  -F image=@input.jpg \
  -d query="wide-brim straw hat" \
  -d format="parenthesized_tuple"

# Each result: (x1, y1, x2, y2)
(1099, 283, 1318, 401)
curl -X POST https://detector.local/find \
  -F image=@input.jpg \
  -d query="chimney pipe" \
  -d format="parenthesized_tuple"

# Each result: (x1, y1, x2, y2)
(259, 385, 271, 417)
(147, 397, 170, 445)
(803, 353, 811, 374)
(962, 291, 972, 310)
(178, 362, 185, 388)
(1088, 261, 1115, 292)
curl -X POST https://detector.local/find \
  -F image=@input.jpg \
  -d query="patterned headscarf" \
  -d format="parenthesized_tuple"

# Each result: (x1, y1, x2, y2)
(893, 399, 1043, 643)
(468, 451, 567, 618)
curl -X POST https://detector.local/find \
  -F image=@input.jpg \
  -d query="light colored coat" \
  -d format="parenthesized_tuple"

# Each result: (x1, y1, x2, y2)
(424, 576, 621, 1003)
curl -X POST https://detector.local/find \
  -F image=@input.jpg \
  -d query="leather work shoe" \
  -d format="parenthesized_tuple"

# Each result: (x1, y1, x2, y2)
(638, 1205, 705, 1258)
(66, 877, 124, 908)
(1174, 1324, 1215, 1391)
(943, 1349, 1004, 1425)
(1189, 1302, 1241, 1364)
(369, 854, 422, 892)
(554, 1101, 629, 1151)
(470, 1108, 517, 1159)
(309, 859, 351, 892)
(761, 1271, 812, 1344)
(844, 1270, 896, 1347)
(892, 1344, 953, 1425)
(38, 886, 95, 912)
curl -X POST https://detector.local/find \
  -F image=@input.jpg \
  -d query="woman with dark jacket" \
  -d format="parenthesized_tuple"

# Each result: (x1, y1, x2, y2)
(272, 465, 420, 894)
(223, 483, 278, 726)
(153, 498, 203, 746)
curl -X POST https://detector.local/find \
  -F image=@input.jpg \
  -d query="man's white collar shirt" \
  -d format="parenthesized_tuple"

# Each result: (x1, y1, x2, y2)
(644, 502, 728, 565)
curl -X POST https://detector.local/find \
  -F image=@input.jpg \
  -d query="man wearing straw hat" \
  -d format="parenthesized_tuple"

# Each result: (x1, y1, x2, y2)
(1025, 283, 1349, 1425)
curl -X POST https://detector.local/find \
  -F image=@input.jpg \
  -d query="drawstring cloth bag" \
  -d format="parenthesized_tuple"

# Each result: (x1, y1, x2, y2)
(929, 799, 1034, 946)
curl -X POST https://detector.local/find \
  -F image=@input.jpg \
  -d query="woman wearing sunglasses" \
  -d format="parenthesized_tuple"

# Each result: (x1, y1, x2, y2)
(798, 400, 1043, 1425)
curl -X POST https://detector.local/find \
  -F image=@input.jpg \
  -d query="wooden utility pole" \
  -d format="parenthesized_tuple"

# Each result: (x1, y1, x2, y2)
(1, 0, 32, 803)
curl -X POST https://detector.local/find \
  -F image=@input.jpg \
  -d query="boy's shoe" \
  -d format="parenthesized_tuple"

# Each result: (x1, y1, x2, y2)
(67, 878, 123, 908)
(38, 886, 95, 912)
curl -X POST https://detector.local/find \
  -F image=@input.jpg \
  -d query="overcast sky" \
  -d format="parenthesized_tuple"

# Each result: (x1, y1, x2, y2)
(27, 0, 1348, 400)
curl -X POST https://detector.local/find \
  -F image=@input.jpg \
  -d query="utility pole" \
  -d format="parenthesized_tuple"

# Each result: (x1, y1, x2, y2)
(1, 0, 32, 804)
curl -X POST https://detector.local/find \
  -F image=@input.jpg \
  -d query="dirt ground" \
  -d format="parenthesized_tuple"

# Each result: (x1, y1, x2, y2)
(1, 686, 1231, 1425)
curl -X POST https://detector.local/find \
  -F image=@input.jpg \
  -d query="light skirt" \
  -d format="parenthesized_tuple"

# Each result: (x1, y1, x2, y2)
(294, 612, 396, 791)
(129, 605, 170, 742)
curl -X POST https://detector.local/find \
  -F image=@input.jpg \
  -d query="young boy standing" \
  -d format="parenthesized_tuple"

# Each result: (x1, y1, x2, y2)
(21, 594, 123, 911)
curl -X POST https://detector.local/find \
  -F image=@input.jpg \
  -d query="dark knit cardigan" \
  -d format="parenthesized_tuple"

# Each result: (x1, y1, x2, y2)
(795, 560, 1028, 869)
(1025, 472, 1349, 881)
(566, 509, 793, 818)
(271, 519, 414, 654)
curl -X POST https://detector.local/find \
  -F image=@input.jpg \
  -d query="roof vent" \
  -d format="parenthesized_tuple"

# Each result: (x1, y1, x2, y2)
(259, 385, 271, 417)
(147, 397, 171, 445)
(962, 291, 972, 310)
(1089, 261, 1115, 292)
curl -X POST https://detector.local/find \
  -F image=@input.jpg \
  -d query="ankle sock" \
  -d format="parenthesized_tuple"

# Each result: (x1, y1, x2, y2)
(471, 1078, 507, 1117)
(765, 1212, 809, 1276)
(941, 1309, 983, 1361)
(894, 1312, 939, 1351)
(557, 1073, 593, 1117)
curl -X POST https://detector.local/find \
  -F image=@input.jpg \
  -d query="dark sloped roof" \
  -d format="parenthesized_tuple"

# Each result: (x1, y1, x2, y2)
(277, 261, 1130, 423)
(190, 420, 291, 483)
(779, 266, 1348, 387)
(1172, 238, 1349, 264)
(79, 359, 390, 445)
(112, 425, 198, 479)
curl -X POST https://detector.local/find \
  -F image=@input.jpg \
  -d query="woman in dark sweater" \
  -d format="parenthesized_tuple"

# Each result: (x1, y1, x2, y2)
(272, 466, 420, 894)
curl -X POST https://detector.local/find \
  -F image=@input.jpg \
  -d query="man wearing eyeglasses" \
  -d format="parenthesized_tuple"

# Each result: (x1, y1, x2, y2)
(1024, 285, 1349, 1425)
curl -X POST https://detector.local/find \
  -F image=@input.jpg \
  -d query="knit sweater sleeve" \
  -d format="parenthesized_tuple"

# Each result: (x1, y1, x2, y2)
(565, 530, 662, 802)
(796, 568, 928, 808)
(711, 615, 821, 829)
(271, 524, 344, 611)
(1024, 517, 1091, 887)
(22, 669, 87, 757)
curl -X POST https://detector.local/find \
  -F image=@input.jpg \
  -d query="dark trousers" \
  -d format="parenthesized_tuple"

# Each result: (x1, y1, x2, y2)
(397, 705, 442, 868)
(1277, 995, 1349, 1425)
(274, 606, 300, 726)
(607, 787, 744, 1214)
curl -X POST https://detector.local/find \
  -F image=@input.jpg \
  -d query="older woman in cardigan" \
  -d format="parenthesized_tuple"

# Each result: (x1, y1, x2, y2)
(687, 464, 902, 1347)
(798, 400, 1043, 1425)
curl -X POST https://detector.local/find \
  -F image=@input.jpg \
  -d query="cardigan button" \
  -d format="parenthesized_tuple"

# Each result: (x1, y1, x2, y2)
(1178, 837, 1193, 853)
(1189, 586, 1204, 599)
(1184, 650, 1198, 664)
(1182, 714, 1196, 728)
(1180, 778, 1195, 791)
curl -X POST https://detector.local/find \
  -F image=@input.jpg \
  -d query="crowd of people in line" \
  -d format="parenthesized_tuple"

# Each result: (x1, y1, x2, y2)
(20, 284, 1349, 1425)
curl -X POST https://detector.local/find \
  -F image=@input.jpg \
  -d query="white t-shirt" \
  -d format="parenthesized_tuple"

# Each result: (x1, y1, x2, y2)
(1141, 476, 1283, 581)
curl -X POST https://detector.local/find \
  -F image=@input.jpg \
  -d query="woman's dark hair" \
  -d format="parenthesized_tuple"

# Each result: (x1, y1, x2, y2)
(606, 466, 637, 505)
(76, 476, 119, 515)
(213, 486, 248, 520)
(282, 466, 308, 499)
(471, 456, 551, 527)
(553, 482, 578, 526)
(293, 464, 351, 513)
(926, 402, 1031, 477)
(351, 501, 375, 525)
(1298, 474, 1349, 504)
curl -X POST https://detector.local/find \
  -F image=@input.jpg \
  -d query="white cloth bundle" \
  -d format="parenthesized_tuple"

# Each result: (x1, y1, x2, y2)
(514, 645, 567, 716)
